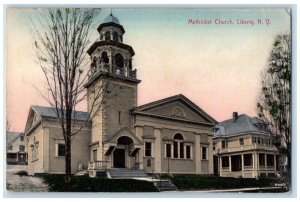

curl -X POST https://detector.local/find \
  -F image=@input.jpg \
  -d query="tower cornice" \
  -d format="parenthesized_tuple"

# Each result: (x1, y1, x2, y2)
(84, 71, 141, 89)
(87, 40, 135, 56)
(97, 22, 125, 34)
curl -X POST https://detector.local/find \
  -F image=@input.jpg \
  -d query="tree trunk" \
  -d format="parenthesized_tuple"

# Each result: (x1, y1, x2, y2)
(65, 133, 72, 191)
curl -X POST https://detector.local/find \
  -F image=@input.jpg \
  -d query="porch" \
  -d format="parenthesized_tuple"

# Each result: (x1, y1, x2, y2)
(88, 160, 142, 171)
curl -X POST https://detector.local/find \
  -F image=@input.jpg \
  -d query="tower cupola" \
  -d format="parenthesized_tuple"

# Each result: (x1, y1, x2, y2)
(86, 12, 139, 88)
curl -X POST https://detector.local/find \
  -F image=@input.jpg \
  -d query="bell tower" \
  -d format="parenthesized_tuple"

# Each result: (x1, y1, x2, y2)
(85, 13, 141, 163)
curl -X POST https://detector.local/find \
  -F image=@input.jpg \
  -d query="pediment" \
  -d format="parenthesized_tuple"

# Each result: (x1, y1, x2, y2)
(133, 94, 217, 125)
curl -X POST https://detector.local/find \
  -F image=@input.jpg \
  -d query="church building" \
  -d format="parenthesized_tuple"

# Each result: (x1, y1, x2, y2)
(25, 13, 217, 177)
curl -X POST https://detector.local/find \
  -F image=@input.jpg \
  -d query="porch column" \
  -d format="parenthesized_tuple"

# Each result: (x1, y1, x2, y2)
(265, 154, 267, 171)
(241, 154, 244, 177)
(252, 153, 255, 178)
(274, 154, 277, 172)
(218, 156, 222, 176)
(257, 153, 260, 177)
(229, 155, 232, 172)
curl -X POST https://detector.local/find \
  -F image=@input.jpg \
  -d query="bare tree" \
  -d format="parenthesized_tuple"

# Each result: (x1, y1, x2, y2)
(257, 34, 291, 179)
(30, 8, 110, 189)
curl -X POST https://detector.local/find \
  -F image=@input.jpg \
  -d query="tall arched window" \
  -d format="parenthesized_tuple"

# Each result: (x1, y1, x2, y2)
(173, 133, 184, 159)
(104, 31, 110, 40)
(101, 51, 109, 63)
(115, 53, 124, 68)
(113, 31, 118, 41)
(171, 133, 192, 159)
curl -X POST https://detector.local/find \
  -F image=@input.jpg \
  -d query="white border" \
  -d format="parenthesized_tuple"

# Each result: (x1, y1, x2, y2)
(1, 1, 299, 201)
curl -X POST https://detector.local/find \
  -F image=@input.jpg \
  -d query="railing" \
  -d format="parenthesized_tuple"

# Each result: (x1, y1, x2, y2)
(90, 65, 137, 79)
(221, 167, 230, 171)
(88, 161, 108, 171)
(218, 144, 277, 153)
(244, 166, 253, 171)
(259, 165, 266, 170)
(131, 162, 141, 170)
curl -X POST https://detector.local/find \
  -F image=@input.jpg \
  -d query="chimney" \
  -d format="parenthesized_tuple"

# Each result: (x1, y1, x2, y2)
(233, 112, 238, 123)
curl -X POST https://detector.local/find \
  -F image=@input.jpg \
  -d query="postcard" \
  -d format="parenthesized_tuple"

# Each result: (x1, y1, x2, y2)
(5, 7, 292, 195)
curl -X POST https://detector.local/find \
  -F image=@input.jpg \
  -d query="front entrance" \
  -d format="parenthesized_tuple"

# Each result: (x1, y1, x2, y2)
(113, 149, 125, 168)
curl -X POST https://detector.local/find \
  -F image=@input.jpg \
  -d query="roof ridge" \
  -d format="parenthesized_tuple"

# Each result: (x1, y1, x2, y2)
(134, 94, 184, 110)
(32, 105, 88, 114)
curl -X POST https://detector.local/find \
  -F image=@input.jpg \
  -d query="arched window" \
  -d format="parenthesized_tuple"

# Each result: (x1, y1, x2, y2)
(117, 136, 133, 145)
(104, 31, 110, 40)
(115, 53, 124, 68)
(173, 133, 184, 159)
(113, 31, 118, 41)
(170, 133, 192, 159)
(101, 51, 109, 64)
(100, 33, 104, 40)
(174, 133, 184, 140)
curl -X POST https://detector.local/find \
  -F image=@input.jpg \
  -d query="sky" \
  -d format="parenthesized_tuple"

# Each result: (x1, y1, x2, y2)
(6, 8, 291, 132)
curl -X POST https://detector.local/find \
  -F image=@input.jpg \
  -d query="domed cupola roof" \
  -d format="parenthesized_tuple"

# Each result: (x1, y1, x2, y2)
(97, 12, 125, 34)
(103, 13, 120, 24)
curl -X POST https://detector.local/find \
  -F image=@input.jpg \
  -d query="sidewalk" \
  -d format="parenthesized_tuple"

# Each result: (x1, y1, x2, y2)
(171, 186, 288, 193)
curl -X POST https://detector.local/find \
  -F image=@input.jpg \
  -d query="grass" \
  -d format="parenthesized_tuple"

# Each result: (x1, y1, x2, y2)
(43, 174, 158, 192)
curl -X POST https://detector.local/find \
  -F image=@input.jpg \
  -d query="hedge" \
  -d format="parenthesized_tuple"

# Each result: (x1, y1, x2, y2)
(170, 175, 279, 190)
(43, 175, 158, 192)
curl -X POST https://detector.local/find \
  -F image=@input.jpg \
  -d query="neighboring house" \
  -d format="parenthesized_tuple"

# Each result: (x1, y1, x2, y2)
(25, 13, 217, 176)
(6, 132, 27, 165)
(213, 112, 279, 178)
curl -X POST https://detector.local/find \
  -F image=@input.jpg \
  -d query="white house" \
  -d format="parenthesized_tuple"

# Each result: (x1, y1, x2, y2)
(213, 112, 279, 178)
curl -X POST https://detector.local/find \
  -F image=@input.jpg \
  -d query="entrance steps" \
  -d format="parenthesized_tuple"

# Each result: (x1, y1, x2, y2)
(74, 170, 89, 176)
(153, 180, 177, 191)
(108, 168, 149, 179)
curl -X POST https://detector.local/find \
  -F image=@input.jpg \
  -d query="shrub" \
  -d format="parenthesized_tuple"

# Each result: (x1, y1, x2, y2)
(170, 175, 279, 190)
(43, 175, 158, 192)
(16, 170, 28, 177)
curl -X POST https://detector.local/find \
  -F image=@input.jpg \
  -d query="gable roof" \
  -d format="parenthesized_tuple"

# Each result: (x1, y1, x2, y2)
(24, 105, 89, 135)
(31, 106, 89, 121)
(132, 94, 217, 125)
(213, 114, 269, 138)
(7, 132, 23, 144)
